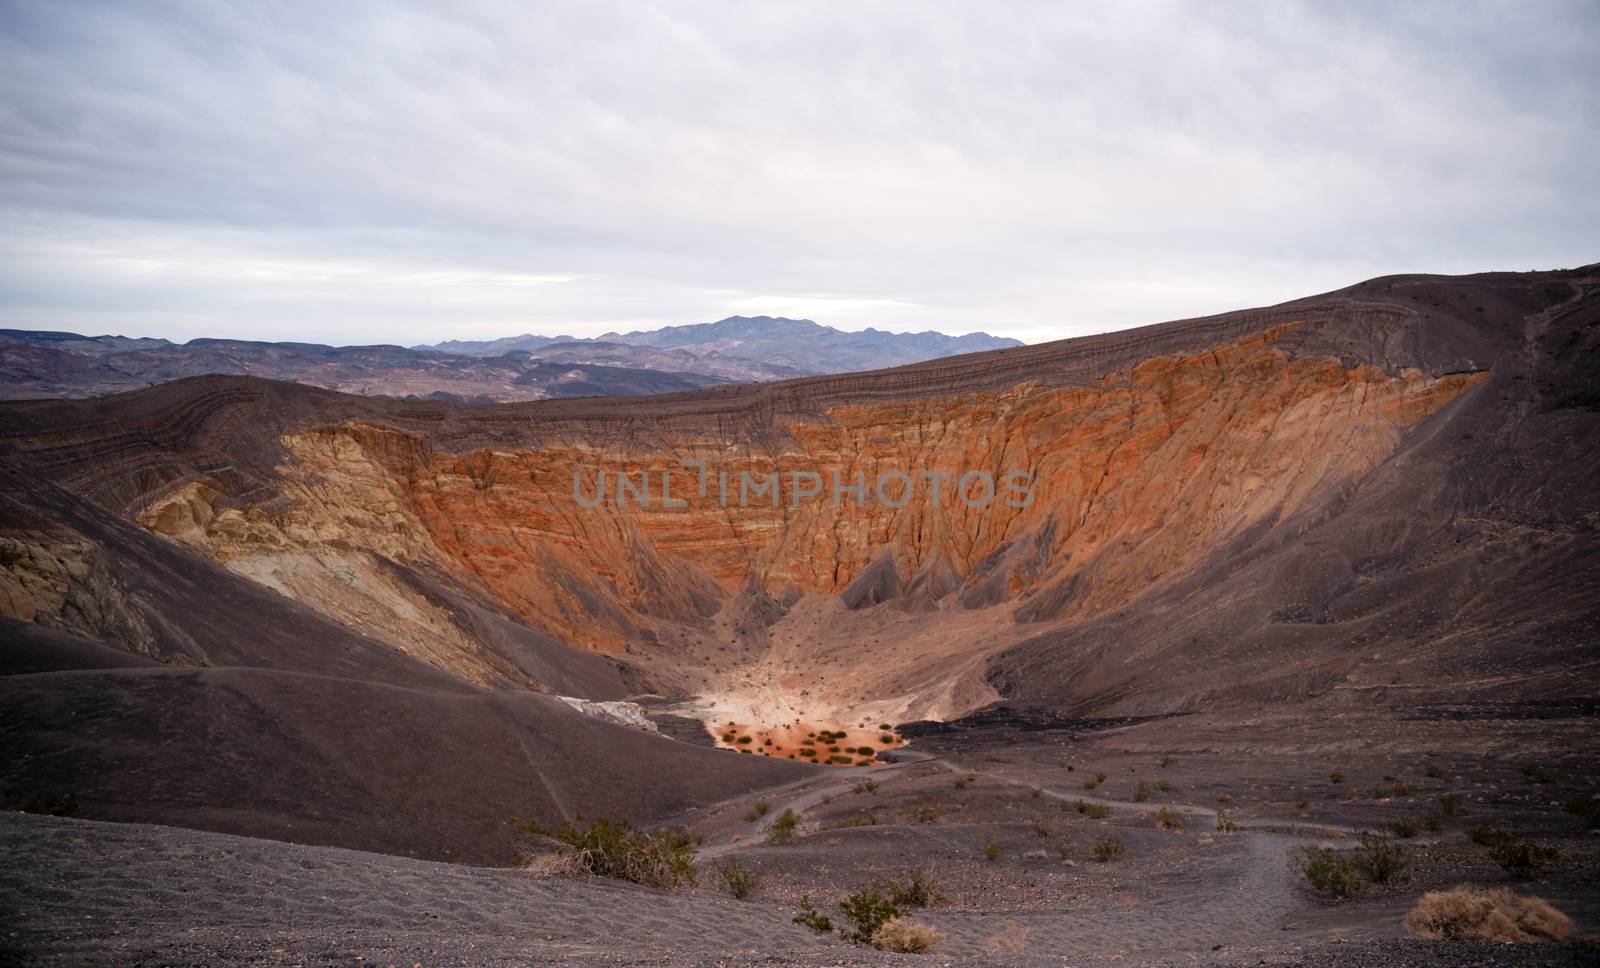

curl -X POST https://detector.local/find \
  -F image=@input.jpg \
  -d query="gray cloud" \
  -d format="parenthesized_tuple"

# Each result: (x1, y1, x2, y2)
(1, 0, 1596, 345)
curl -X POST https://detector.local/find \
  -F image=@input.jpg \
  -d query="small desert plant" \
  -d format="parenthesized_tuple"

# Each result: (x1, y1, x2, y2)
(1423, 761, 1443, 779)
(854, 780, 878, 796)
(514, 816, 697, 889)
(834, 808, 879, 828)
(712, 856, 761, 899)
(1489, 841, 1559, 879)
(1358, 832, 1408, 885)
(902, 801, 943, 824)
(886, 867, 942, 908)
(982, 919, 1030, 955)
(1404, 885, 1572, 943)
(1467, 823, 1513, 847)
(983, 840, 1002, 862)
(839, 885, 901, 944)
(792, 895, 834, 933)
(1435, 792, 1463, 818)
(1082, 777, 1100, 791)
(1094, 770, 1107, 783)
(1154, 806, 1183, 830)
(1157, 779, 1175, 793)
(1160, 754, 1177, 767)
(1029, 814, 1054, 838)
(1066, 798, 1111, 819)
(1053, 834, 1074, 859)
(764, 808, 802, 845)
(744, 801, 772, 822)
(1091, 835, 1124, 862)
(871, 917, 944, 953)
(1328, 770, 1344, 784)
(1215, 812, 1239, 833)
(1389, 819, 1418, 839)
(953, 773, 975, 790)
(1132, 780, 1151, 803)
(1294, 846, 1364, 899)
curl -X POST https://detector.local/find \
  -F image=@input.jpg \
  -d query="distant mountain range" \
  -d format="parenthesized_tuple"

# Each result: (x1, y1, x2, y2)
(417, 316, 1023, 375)
(0, 317, 1022, 401)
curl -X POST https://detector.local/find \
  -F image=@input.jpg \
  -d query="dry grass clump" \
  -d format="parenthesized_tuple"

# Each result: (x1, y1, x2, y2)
(982, 919, 1030, 955)
(763, 807, 802, 844)
(871, 916, 945, 953)
(514, 816, 697, 889)
(1404, 885, 1572, 943)
(519, 849, 583, 878)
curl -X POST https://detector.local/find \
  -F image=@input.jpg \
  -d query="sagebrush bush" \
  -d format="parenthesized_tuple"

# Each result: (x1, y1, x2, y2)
(1092, 835, 1124, 862)
(902, 801, 943, 824)
(1358, 832, 1407, 885)
(764, 808, 802, 845)
(886, 867, 942, 908)
(514, 816, 696, 889)
(1404, 885, 1572, 943)
(871, 916, 944, 953)
(712, 856, 761, 899)
(1066, 798, 1111, 819)
(1489, 841, 1559, 879)
(839, 885, 900, 943)
(792, 895, 833, 934)
(1154, 806, 1183, 830)
(743, 801, 771, 822)
(1294, 845, 1363, 899)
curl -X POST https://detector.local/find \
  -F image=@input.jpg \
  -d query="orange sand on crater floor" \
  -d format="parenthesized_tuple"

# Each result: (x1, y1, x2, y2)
(709, 720, 904, 766)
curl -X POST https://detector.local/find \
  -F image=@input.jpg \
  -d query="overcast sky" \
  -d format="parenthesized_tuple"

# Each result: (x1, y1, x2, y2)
(1, 1, 1596, 346)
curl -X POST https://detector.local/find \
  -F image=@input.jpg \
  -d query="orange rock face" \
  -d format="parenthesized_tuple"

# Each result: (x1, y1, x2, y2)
(136, 324, 1486, 714)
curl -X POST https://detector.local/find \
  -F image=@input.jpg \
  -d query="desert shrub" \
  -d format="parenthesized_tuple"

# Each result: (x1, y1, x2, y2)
(1404, 885, 1572, 943)
(736, 736, 753, 745)
(1066, 798, 1111, 819)
(744, 801, 772, 822)
(855, 745, 875, 756)
(1157, 779, 1175, 793)
(1423, 762, 1443, 779)
(879, 723, 891, 730)
(1358, 832, 1408, 885)
(1053, 834, 1074, 859)
(982, 919, 1030, 955)
(1154, 806, 1183, 830)
(834, 809, 879, 829)
(1391, 781, 1414, 796)
(1389, 819, 1418, 839)
(1215, 812, 1239, 833)
(764, 808, 802, 845)
(1489, 841, 1559, 879)
(983, 841, 1002, 862)
(1294, 846, 1364, 899)
(1029, 814, 1054, 838)
(712, 857, 761, 899)
(853, 780, 878, 796)
(720, 732, 736, 743)
(792, 895, 834, 933)
(1328, 770, 1344, 784)
(1160, 754, 1177, 767)
(1094, 771, 1108, 783)
(1092, 835, 1124, 862)
(871, 916, 944, 953)
(886, 867, 942, 908)
(1132, 780, 1151, 803)
(1467, 824, 1512, 847)
(839, 885, 901, 943)
(952, 773, 975, 790)
(514, 816, 696, 889)
(902, 801, 943, 824)
(1435, 792, 1464, 818)
(1519, 765, 1550, 784)
(519, 850, 582, 878)
(1082, 777, 1100, 791)
(797, 746, 816, 758)
(881, 733, 895, 744)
